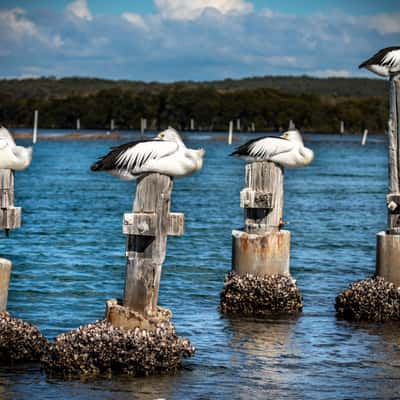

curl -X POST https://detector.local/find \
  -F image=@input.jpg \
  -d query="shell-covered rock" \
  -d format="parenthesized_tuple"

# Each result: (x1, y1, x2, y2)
(0, 312, 48, 362)
(335, 276, 400, 321)
(220, 272, 303, 315)
(42, 319, 195, 377)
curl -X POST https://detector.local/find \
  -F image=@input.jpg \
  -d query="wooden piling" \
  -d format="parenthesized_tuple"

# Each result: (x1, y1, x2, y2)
(0, 170, 21, 234)
(228, 121, 233, 145)
(232, 161, 290, 276)
(76, 118, 80, 131)
(33, 110, 38, 144)
(376, 76, 400, 285)
(0, 258, 11, 312)
(106, 173, 184, 329)
(289, 120, 295, 130)
(340, 120, 345, 135)
(361, 129, 368, 146)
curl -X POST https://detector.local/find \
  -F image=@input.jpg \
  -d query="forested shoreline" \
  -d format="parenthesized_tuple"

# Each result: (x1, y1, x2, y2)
(0, 76, 389, 133)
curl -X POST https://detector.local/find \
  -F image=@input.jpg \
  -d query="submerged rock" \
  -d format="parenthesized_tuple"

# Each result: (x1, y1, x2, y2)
(335, 276, 400, 321)
(220, 272, 303, 315)
(0, 312, 48, 362)
(42, 319, 195, 377)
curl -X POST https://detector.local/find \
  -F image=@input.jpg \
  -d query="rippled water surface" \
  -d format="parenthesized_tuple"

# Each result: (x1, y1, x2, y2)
(1, 130, 399, 399)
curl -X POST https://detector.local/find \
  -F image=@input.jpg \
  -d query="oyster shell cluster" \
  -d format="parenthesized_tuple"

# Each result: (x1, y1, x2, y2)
(220, 272, 303, 315)
(0, 312, 48, 362)
(335, 276, 400, 321)
(42, 319, 195, 377)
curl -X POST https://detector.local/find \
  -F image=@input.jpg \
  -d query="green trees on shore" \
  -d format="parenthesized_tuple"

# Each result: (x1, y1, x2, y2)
(0, 78, 388, 133)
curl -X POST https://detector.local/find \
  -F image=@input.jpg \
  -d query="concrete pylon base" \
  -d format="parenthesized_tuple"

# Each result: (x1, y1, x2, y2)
(232, 229, 290, 276)
(376, 231, 400, 287)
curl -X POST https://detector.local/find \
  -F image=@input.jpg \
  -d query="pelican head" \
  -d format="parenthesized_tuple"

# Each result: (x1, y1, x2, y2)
(157, 127, 182, 142)
(281, 129, 303, 143)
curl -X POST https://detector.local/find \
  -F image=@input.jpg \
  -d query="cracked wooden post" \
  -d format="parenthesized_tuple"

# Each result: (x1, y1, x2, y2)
(232, 161, 290, 276)
(106, 173, 184, 330)
(0, 258, 11, 312)
(0, 170, 21, 236)
(376, 76, 400, 286)
(0, 170, 21, 314)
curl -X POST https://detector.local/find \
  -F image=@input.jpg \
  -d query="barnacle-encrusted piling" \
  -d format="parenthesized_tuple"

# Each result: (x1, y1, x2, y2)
(335, 276, 400, 321)
(221, 161, 302, 315)
(42, 318, 195, 377)
(43, 173, 193, 377)
(221, 273, 302, 315)
(0, 312, 48, 362)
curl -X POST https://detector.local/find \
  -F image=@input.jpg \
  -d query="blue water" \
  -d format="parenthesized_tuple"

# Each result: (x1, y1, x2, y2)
(1, 131, 399, 400)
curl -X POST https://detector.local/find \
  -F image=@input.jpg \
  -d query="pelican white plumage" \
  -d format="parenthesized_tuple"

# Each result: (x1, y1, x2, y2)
(359, 46, 400, 77)
(91, 127, 205, 180)
(0, 127, 32, 170)
(231, 129, 313, 168)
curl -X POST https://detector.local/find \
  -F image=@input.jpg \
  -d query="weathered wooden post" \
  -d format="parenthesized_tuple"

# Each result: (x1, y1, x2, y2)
(336, 75, 400, 321)
(376, 76, 400, 285)
(361, 129, 368, 146)
(232, 162, 290, 275)
(106, 173, 184, 329)
(190, 119, 195, 131)
(0, 170, 21, 236)
(228, 121, 233, 145)
(340, 120, 345, 134)
(221, 161, 302, 315)
(33, 110, 38, 144)
(236, 119, 241, 132)
(76, 118, 80, 131)
(289, 120, 295, 130)
(0, 258, 11, 312)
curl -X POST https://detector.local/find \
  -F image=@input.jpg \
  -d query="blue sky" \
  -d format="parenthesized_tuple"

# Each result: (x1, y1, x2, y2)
(0, 0, 399, 81)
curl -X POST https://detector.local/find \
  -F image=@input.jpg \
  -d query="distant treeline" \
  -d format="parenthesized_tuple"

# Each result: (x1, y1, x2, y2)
(0, 76, 389, 133)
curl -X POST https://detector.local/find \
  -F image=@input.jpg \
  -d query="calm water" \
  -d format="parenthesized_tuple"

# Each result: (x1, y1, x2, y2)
(1, 130, 399, 400)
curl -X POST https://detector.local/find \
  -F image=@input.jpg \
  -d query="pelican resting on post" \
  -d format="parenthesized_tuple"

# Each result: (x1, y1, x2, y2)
(359, 46, 400, 77)
(230, 129, 313, 168)
(0, 127, 32, 170)
(91, 127, 205, 180)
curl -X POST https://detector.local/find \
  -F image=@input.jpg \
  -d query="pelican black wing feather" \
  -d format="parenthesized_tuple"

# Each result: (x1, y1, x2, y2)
(91, 139, 157, 171)
(359, 46, 400, 69)
(230, 136, 288, 157)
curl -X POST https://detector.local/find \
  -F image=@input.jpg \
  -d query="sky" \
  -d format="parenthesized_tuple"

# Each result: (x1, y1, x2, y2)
(0, 0, 399, 81)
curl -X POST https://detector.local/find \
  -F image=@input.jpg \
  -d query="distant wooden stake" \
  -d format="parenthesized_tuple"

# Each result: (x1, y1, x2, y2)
(110, 119, 115, 132)
(236, 119, 241, 131)
(33, 110, 38, 144)
(190, 119, 195, 131)
(340, 120, 345, 135)
(361, 129, 368, 146)
(76, 118, 80, 131)
(289, 120, 295, 130)
(228, 121, 233, 145)
(0, 258, 11, 312)
(122, 174, 184, 317)
(140, 118, 145, 138)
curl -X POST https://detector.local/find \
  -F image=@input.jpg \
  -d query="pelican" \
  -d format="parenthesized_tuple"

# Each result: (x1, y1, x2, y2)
(359, 46, 400, 77)
(0, 127, 32, 170)
(230, 129, 313, 168)
(91, 127, 205, 180)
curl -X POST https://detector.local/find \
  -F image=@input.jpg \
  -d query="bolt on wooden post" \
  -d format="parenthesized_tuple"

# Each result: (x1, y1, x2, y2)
(376, 76, 400, 286)
(106, 173, 184, 330)
(232, 161, 290, 276)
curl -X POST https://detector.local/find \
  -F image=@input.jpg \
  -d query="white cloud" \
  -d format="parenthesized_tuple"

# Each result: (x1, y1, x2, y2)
(0, 8, 38, 40)
(367, 12, 400, 35)
(122, 12, 149, 31)
(154, 0, 253, 20)
(66, 0, 92, 21)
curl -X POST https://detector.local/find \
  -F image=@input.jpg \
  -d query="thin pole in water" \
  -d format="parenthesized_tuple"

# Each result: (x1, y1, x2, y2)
(140, 118, 145, 138)
(289, 120, 295, 130)
(361, 129, 368, 146)
(110, 119, 115, 131)
(190, 119, 195, 131)
(228, 120, 233, 145)
(76, 118, 80, 131)
(340, 120, 345, 134)
(32, 110, 38, 144)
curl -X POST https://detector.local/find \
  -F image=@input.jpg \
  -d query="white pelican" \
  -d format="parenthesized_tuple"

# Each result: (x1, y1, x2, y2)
(231, 129, 313, 168)
(359, 46, 400, 77)
(91, 127, 205, 180)
(0, 127, 32, 170)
